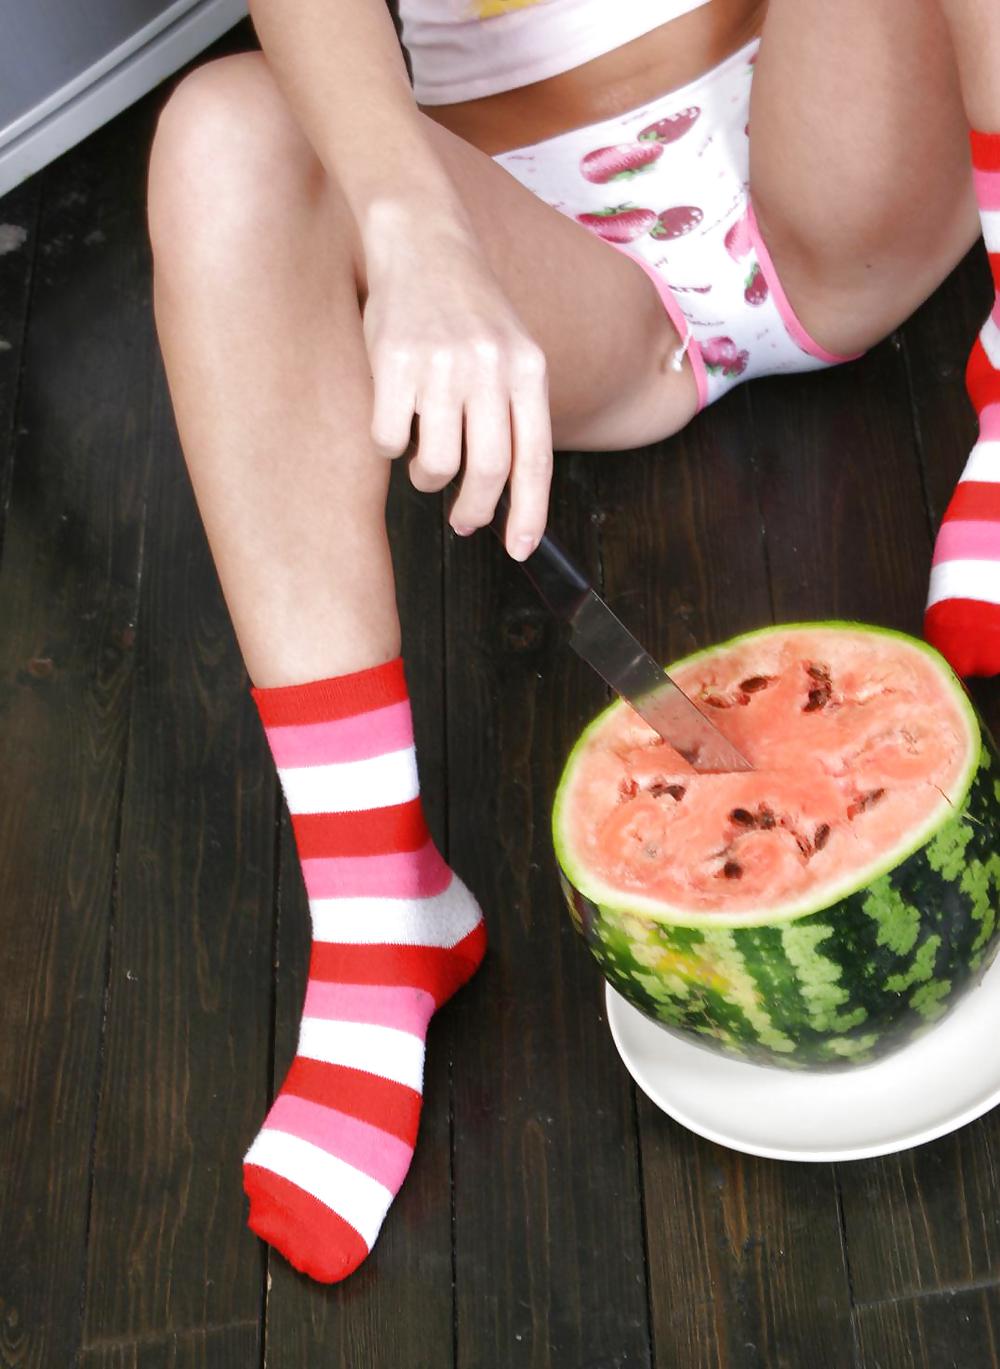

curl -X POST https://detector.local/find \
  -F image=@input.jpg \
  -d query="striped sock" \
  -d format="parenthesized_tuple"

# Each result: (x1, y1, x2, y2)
(242, 657, 486, 1283)
(925, 129, 1000, 677)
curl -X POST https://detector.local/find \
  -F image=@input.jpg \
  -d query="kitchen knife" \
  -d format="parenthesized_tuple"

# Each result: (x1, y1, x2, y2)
(481, 487, 753, 773)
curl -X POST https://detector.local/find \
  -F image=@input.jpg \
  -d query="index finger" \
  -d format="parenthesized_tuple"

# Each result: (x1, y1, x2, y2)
(506, 376, 554, 561)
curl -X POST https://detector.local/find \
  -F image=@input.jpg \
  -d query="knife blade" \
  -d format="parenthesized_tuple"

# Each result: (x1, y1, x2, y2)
(480, 487, 753, 773)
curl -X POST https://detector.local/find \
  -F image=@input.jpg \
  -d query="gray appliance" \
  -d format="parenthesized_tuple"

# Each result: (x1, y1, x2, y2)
(0, 0, 247, 198)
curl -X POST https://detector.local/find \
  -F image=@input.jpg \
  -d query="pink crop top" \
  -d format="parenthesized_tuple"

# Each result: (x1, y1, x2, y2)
(400, 0, 713, 105)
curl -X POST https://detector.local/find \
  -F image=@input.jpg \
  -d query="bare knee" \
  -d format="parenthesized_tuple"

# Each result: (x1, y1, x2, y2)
(760, 201, 979, 359)
(148, 53, 319, 264)
(750, 161, 981, 359)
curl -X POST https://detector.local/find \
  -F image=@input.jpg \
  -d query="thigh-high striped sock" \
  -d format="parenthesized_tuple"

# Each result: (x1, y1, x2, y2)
(242, 657, 486, 1282)
(926, 130, 1000, 676)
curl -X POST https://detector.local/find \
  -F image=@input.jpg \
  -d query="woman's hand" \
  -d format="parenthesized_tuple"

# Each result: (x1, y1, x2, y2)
(362, 213, 553, 561)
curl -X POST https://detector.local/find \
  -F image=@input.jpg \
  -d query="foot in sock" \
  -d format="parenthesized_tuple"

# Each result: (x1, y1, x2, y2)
(926, 129, 1000, 677)
(242, 657, 486, 1283)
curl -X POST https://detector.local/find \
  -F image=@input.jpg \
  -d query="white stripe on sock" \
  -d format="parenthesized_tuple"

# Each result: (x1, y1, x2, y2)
(927, 559, 1000, 609)
(278, 747, 418, 814)
(310, 879, 481, 948)
(297, 1017, 426, 1091)
(981, 314, 1000, 370)
(244, 1128, 391, 1248)
(982, 208, 1000, 256)
(963, 440, 1000, 483)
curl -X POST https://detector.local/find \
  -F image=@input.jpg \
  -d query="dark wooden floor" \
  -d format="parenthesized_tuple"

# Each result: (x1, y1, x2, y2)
(4, 26, 1000, 1369)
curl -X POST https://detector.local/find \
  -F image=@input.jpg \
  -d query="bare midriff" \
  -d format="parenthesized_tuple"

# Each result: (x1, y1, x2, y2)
(418, 0, 767, 155)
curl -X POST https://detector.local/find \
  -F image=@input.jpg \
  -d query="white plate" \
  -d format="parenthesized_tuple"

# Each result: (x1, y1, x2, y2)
(605, 946, 1000, 1161)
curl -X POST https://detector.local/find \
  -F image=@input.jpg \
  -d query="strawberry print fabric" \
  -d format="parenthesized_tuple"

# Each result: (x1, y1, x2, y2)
(492, 38, 859, 409)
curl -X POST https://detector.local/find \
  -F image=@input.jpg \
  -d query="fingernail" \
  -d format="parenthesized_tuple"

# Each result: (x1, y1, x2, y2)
(452, 524, 474, 537)
(512, 534, 537, 562)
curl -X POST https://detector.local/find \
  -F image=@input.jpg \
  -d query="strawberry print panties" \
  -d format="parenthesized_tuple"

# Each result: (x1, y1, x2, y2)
(492, 37, 860, 410)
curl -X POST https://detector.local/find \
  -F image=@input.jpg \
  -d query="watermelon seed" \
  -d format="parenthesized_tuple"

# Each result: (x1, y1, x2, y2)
(804, 684, 832, 712)
(649, 777, 686, 800)
(739, 675, 770, 693)
(722, 860, 743, 879)
(814, 823, 831, 851)
(847, 787, 886, 820)
(807, 661, 832, 682)
(703, 693, 732, 709)
(757, 806, 777, 829)
(730, 807, 755, 826)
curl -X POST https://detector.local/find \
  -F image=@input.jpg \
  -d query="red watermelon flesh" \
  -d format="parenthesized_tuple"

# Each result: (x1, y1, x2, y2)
(558, 626, 972, 916)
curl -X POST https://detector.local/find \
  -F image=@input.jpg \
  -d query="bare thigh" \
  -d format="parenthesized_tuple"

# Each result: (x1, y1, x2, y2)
(413, 113, 699, 449)
(186, 54, 699, 453)
(751, 0, 980, 358)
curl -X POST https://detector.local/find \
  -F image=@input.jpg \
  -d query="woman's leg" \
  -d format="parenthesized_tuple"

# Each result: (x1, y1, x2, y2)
(748, 0, 1000, 677)
(149, 56, 696, 690)
(748, 0, 979, 361)
(148, 58, 397, 689)
(922, 0, 1000, 674)
(152, 80, 437, 1284)
(147, 50, 697, 1284)
(938, 0, 1000, 128)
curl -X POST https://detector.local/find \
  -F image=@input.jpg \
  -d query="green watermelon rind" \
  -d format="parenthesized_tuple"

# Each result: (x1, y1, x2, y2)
(551, 621, 982, 932)
(560, 750, 1000, 1068)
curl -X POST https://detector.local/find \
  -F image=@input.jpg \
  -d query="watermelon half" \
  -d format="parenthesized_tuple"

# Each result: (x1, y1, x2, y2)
(552, 623, 1000, 1070)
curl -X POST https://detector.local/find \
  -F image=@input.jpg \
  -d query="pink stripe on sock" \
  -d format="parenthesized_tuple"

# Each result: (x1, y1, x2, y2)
(746, 200, 863, 365)
(932, 520, 1000, 566)
(303, 982, 435, 1033)
(265, 701, 413, 768)
(301, 838, 452, 899)
(974, 167, 1000, 210)
(980, 403, 1000, 442)
(265, 1094, 413, 1191)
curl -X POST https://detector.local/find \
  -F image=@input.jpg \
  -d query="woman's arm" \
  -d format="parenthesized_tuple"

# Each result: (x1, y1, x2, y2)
(247, 0, 553, 557)
(248, 0, 466, 236)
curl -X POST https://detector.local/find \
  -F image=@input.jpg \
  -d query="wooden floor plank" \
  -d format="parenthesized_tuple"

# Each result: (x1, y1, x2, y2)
(68, 18, 290, 1354)
(640, 1126, 856, 1368)
(0, 180, 40, 551)
(594, 390, 855, 1369)
(79, 354, 276, 1343)
(0, 104, 159, 1369)
(448, 454, 653, 1369)
(855, 1285, 1000, 1369)
(837, 1127, 1000, 1307)
(261, 468, 455, 1365)
(78, 1320, 261, 1369)
(748, 345, 931, 636)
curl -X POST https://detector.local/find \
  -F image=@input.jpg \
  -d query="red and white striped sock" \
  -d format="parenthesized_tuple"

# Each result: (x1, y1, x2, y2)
(926, 129, 1000, 677)
(243, 657, 486, 1283)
